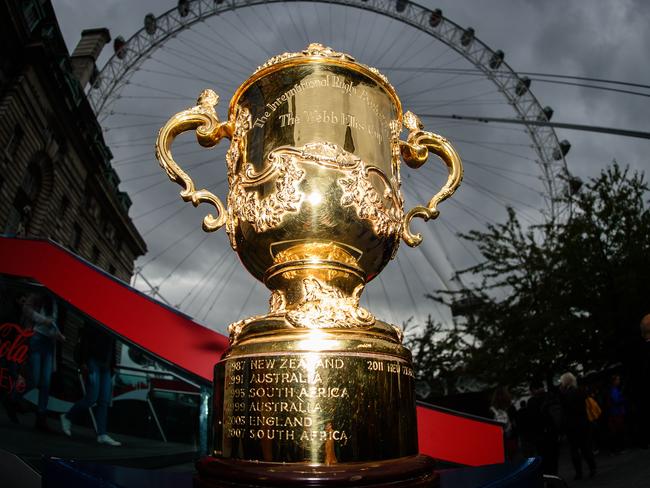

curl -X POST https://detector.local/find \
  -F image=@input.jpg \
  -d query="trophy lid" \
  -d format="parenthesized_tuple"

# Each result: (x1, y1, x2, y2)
(230, 43, 401, 116)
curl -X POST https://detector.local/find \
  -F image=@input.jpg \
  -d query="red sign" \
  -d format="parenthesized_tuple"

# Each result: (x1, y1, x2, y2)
(0, 322, 33, 394)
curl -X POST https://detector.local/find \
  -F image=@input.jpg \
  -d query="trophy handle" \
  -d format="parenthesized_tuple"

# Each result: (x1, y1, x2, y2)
(399, 111, 464, 247)
(155, 89, 233, 232)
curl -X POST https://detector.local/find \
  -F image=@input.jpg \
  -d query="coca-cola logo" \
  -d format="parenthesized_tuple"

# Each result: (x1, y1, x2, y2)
(0, 323, 33, 394)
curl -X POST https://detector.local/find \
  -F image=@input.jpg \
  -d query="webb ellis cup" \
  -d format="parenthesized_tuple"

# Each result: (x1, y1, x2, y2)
(156, 44, 462, 487)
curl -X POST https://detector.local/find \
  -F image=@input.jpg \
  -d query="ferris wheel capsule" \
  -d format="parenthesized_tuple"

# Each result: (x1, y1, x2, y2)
(515, 76, 531, 96)
(460, 27, 475, 47)
(113, 36, 126, 59)
(396, 0, 407, 13)
(489, 50, 504, 69)
(553, 140, 571, 160)
(144, 13, 157, 35)
(178, 0, 190, 17)
(538, 106, 554, 122)
(429, 9, 443, 28)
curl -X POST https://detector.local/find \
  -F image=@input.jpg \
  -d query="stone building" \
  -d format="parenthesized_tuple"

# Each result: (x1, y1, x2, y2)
(0, 0, 146, 282)
(0, 0, 146, 374)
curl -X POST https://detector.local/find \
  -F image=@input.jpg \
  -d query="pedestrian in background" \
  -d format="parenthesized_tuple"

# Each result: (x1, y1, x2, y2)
(23, 291, 65, 432)
(559, 372, 596, 480)
(525, 379, 561, 475)
(60, 323, 121, 446)
(585, 386, 603, 453)
(606, 374, 626, 454)
(489, 386, 518, 460)
(629, 314, 650, 449)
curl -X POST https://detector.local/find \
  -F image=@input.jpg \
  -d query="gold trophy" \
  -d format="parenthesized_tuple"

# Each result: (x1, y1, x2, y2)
(156, 44, 462, 487)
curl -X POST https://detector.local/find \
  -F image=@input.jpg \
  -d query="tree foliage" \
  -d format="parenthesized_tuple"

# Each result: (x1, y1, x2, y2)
(411, 163, 650, 392)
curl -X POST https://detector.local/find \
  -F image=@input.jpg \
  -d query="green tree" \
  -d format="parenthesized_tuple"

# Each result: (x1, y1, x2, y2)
(416, 163, 650, 388)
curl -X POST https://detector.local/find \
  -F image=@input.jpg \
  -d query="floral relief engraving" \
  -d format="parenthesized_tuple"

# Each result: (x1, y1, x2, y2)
(338, 162, 403, 238)
(225, 107, 252, 249)
(286, 278, 375, 329)
(229, 141, 403, 238)
(230, 148, 306, 233)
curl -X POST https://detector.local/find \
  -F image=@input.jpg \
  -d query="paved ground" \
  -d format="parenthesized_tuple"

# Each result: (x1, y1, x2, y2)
(0, 408, 197, 471)
(556, 444, 650, 488)
(3, 407, 650, 485)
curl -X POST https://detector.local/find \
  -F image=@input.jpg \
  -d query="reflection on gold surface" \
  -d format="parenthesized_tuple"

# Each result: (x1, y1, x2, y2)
(155, 43, 463, 465)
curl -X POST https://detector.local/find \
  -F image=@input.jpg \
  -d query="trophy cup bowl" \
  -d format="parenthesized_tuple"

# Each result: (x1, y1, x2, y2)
(156, 44, 462, 487)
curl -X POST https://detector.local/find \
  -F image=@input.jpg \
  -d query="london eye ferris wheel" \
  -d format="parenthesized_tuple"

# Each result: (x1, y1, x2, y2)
(90, 0, 571, 333)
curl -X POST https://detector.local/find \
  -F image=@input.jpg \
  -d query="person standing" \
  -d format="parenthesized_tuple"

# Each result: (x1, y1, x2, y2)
(23, 291, 65, 431)
(525, 380, 561, 475)
(60, 324, 121, 446)
(606, 374, 626, 454)
(559, 372, 596, 480)
(489, 386, 518, 460)
(629, 314, 650, 449)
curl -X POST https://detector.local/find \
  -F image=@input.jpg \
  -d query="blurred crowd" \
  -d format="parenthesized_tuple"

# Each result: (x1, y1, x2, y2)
(489, 314, 650, 481)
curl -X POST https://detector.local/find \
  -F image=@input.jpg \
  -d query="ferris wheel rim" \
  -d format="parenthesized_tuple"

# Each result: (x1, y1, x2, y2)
(91, 0, 569, 215)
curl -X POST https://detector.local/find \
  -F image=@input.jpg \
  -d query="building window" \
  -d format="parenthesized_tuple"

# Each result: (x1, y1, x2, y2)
(4, 190, 31, 236)
(4, 162, 41, 236)
(72, 223, 82, 251)
(22, 1, 44, 32)
(5, 125, 24, 160)
(58, 196, 70, 219)
(91, 245, 100, 263)
(85, 196, 101, 220)
(104, 223, 116, 246)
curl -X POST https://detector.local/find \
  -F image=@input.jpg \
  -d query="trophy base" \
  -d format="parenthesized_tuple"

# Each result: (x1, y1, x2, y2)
(194, 455, 438, 487)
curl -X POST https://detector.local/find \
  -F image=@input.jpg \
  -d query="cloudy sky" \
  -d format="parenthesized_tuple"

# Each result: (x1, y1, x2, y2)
(51, 0, 649, 335)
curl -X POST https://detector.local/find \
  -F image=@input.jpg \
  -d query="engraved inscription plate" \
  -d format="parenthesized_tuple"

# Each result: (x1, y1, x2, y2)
(214, 352, 418, 463)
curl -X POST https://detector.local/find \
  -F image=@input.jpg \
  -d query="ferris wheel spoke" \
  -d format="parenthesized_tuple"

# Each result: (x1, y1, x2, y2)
(461, 159, 542, 188)
(104, 121, 166, 132)
(457, 139, 538, 162)
(401, 247, 447, 322)
(202, 18, 259, 67)
(376, 20, 418, 68)
(357, 7, 380, 61)
(139, 65, 216, 87)
(161, 44, 247, 86)
(376, 273, 398, 325)
(197, 258, 240, 322)
(139, 226, 202, 268)
(191, 23, 258, 70)
(231, 7, 276, 57)
(438, 217, 483, 263)
(418, 116, 529, 134)
(113, 145, 201, 168)
(403, 183, 465, 283)
(417, 163, 541, 219)
(282, 2, 310, 46)
(407, 173, 493, 227)
(261, 3, 292, 52)
(235, 280, 262, 323)
(155, 233, 212, 292)
(178, 29, 255, 76)
(349, 6, 364, 55)
(120, 157, 213, 183)
(394, 255, 424, 321)
(390, 37, 442, 72)
(179, 239, 233, 307)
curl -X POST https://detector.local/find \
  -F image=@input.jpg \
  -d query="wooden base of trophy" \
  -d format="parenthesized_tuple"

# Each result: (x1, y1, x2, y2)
(194, 454, 438, 488)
